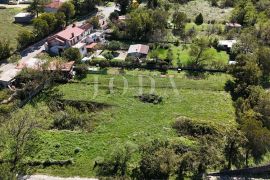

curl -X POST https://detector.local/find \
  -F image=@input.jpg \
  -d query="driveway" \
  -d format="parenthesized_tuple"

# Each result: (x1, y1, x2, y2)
(20, 39, 46, 62)
(97, 3, 118, 20)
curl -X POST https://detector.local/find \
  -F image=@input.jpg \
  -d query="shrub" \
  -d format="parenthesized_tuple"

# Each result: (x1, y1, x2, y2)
(52, 107, 88, 130)
(17, 30, 35, 49)
(137, 94, 163, 104)
(62, 48, 82, 63)
(0, 39, 12, 61)
(74, 147, 81, 154)
(107, 40, 121, 51)
(172, 117, 218, 137)
(134, 140, 177, 179)
(103, 51, 114, 60)
(74, 64, 88, 80)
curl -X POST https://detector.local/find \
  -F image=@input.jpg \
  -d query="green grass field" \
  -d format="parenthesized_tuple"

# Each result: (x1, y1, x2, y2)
(148, 45, 229, 67)
(0, 8, 33, 49)
(20, 70, 235, 177)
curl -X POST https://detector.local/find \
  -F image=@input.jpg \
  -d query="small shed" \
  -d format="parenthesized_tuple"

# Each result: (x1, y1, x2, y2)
(127, 44, 149, 58)
(14, 12, 34, 23)
(218, 40, 237, 51)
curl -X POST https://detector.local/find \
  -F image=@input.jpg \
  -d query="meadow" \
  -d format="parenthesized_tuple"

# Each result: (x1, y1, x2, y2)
(0, 8, 33, 49)
(147, 45, 229, 67)
(21, 70, 235, 177)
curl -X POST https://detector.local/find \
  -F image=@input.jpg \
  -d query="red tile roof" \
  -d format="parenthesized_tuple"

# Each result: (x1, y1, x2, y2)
(56, 26, 84, 41)
(45, 0, 63, 9)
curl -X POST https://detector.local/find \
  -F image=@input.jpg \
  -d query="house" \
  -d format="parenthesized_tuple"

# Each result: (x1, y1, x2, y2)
(44, 0, 63, 13)
(127, 44, 149, 58)
(14, 12, 34, 23)
(218, 40, 237, 51)
(46, 23, 94, 56)
(225, 23, 242, 32)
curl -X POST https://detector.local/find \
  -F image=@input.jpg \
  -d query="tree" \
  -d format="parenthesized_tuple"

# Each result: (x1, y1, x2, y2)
(116, 0, 131, 14)
(58, 2, 75, 25)
(107, 41, 121, 52)
(147, 0, 160, 9)
(231, 0, 257, 26)
(0, 39, 12, 61)
(109, 11, 119, 21)
(39, 13, 57, 32)
(55, 12, 66, 29)
(224, 129, 246, 169)
(226, 54, 262, 100)
(136, 140, 178, 179)
(83, 0, 100, 13)
(188, 37, 212, 69)
(62, 48, 82, 63)
(32, 18, 49, 38)
(87, 16, 100, 29)
(72, 0, 81, 15)
(125, 9, 168, 41)
(0, 109, 41, 174)
(257, 46, 270, 81)
(172, 11, 187, 30)
(94, 143, 137, 176)
(240, 110, 270, 166)
(17, 30, 35, 49)
(27, 0, 47, 17)
(195, 13, 204, 25)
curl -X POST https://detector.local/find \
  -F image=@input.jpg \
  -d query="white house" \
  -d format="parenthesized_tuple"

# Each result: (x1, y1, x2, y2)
(127, 44, 150, 58)
(46, 23, 94, 56)
(218, 40, 237, 51)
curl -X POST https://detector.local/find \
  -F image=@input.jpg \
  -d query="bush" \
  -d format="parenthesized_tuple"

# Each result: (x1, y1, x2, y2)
(103, 51, 114, 60)
(107, 40, 121, 51)
(62, 48, 82, 63)
(74, 64, 88, 80)
(17, 30, 35, 49)
(74, 147, 81, 154)
(52, 107, 87, 130)
(137, 94, 163, 104)
(0, 39, 12, 61)
(172, 117, 218, 137)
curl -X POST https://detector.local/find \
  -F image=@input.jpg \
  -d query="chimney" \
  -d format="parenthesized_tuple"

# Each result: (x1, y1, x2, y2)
(72, 23, 76, 28)
(71, 33, 74, 38)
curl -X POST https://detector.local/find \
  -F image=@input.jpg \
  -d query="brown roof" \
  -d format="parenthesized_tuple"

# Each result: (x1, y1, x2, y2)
(56, 26, 84, 41)
(86, 43, 97, 49)
(48, 61, 75, 71)
(79, 23, 93, 31)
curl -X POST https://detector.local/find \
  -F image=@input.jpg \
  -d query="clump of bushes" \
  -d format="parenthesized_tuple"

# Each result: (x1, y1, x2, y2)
(137, 94, 163, 104)
(29, 159, 74, 167)
(172, 117, 218, 137)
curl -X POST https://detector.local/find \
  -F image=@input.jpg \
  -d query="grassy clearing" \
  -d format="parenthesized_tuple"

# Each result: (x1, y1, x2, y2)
(0, 8, 33, 49)
(175, 0, 233, 22)
(148, 45, 229, 66)
(20, 70, 235, 177)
